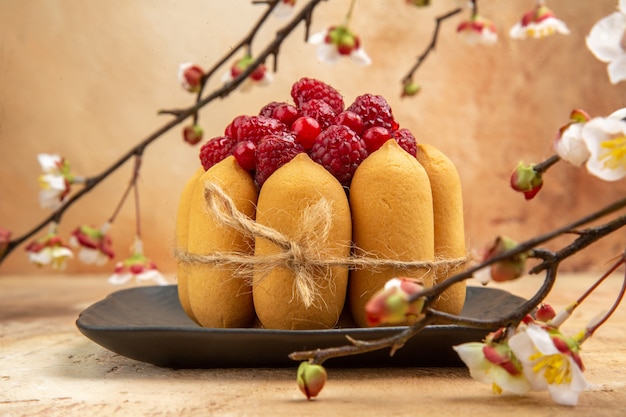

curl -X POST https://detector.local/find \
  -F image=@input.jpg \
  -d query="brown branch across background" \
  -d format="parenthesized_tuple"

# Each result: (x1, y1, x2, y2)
(0, 0, 328, 264)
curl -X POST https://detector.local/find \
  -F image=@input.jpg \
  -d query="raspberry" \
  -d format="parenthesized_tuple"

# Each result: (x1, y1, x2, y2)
(346, 94, 398, 131)
(300, 99, 336, 130)
(392, 128, 417, 157)
(237, 115, 289, 144)
(255, 134, 305, 187)
(199, 136, 236, 170)
(291, 77, 344, 115)
(362, 126, 391, 153)
(309, 125, 367, 185)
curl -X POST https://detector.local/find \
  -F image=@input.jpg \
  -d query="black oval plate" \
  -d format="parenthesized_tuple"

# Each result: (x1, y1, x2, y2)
(76, 285, 525, 368)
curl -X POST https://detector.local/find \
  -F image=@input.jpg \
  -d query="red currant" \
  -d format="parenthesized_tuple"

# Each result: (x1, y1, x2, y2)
(291, 116, 321, 149)
(231, 140, 257, 171)
(224, 115, 249, 140)
(272, 104, 300, 128)
(361, 126, 391, 153)
(334, 111, 364, 135)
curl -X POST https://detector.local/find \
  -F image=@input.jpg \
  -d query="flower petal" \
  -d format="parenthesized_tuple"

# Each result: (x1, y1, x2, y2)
(586, 12, 626, 63)
(350, 47, 372, 66)
(607, 54, 626, 84)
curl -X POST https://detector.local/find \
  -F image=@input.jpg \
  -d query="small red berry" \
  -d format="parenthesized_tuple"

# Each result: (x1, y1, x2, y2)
(334, 111, 364, 135)
(272, 104, 300, 127)
(291, 116, 321, 149)
(225, 115, 249, 140)
(232, 140, 257, 171)
(362, 127, 391, 153)
(255, 135, 304, 187)
(199, 136, 237, 170)
(309, 125, 367, 185)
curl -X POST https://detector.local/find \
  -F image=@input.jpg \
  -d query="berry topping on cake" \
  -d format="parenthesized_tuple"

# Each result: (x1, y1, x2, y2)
(334, 111, 364, 136)
(392, 128, 418, 157)
(224, 115, 249, 140)
(231, 140, 257, 171)
(361, 126, 392, 153)
(291, 116, 321, 149)
(199, 78, 420, 187)
(346, 93, 398, 131)
(258, 101, 284, 118)
(291, 77, 344, 115)
(309, 125, 367, 186)
(272, 103, 301, 127)
(255, 135, 305, 187)
(299, 99, 337, 130)
(200, 136, 237, 170)
(237, 115, 289, 144)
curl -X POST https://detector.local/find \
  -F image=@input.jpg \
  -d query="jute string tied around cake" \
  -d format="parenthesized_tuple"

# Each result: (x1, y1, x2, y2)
(175, 182, 470, 308)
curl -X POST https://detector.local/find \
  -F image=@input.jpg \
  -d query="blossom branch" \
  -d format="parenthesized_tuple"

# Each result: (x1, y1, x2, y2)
(0, 0, 329, 265)
(289, 197, 626, 365)
(401, 7, 463, 89)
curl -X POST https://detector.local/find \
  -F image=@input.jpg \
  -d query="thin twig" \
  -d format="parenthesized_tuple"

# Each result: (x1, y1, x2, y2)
(401, 7, 463, 86)
(0, 0, 329, 264)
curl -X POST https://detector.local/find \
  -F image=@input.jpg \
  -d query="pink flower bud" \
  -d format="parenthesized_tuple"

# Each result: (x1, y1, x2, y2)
(536, 303, 556, 322)
(183, 124, 204, 145)
(480, 236, 528, 282)
(297, 362, 327, 400)
(365, 277, 425, 326)
(510, 162, 543, 200)
(178, 63, 204, 93)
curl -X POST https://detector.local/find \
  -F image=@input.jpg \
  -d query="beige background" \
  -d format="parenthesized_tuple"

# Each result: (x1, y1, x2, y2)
(1, 0, 625, 276)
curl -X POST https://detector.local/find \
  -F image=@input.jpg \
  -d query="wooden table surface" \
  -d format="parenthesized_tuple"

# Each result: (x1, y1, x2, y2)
(1, 272, 625, 417)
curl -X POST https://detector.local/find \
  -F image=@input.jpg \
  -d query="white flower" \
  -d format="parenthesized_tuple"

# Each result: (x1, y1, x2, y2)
(37, 153, 74, 209)
(509, 4, 570, 40)
(273, 0, 296, 20)
(26, 231, 74, 270)
(586, 0, 626, 84)
(221, 57, 273, 92)
(581, 116, 626, 181)
(108, 238, 168, 285)
(554, 123, 590, 167)
(508, 324, 589, 406)
(454, 342, 531, 395)
(308, 27, 371, 66)
(38, 173, 68, 209)
(457, 17, 498, 46)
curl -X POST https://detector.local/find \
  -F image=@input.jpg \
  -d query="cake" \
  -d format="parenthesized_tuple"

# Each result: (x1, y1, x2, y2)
(175, 77, 467, 330)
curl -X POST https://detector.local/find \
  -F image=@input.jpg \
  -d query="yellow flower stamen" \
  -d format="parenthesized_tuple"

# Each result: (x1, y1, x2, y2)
(599, 136, 626, 170)
(491, 382, 503, 395)
(529, 351, 572, 385)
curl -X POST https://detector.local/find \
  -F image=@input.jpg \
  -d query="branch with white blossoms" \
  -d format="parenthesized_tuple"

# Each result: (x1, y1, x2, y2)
(0, 0, 331, 268)
(290, 197, 626, 402)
